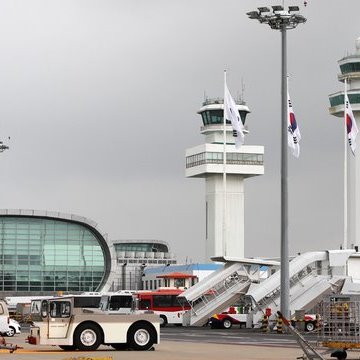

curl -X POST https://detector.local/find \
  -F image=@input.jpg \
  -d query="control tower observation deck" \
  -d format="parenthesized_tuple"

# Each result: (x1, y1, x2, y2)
(185, 98, 264, 261)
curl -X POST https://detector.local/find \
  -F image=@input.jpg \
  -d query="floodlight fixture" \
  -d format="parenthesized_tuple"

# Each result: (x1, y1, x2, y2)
(288, 6, 299, 12)
(293, 14, 306, 24)
(248, 4, 306, 30)
(272, 5, 284, 11)
(258, 6, 270, 13)
(246, 11, 260, 19)
(0, 141, 9, 153)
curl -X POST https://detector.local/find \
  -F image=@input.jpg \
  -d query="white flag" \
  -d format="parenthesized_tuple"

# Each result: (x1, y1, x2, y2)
(287, 92, 301, 158)
(345, 92, 359, 155)
(224, 80, 244, 149)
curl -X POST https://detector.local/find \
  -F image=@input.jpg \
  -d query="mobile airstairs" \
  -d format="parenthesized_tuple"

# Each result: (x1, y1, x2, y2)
(247, 251, 350, 325)
(179, 258, 280, 326)
(179, 250, 355, 327)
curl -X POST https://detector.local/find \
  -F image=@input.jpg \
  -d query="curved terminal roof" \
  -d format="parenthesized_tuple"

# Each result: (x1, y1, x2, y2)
(0, 209, 104, 234)
(0, 209, 112, 292)
(112, 239, 169, 246)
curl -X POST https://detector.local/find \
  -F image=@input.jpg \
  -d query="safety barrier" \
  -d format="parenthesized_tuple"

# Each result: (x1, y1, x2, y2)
(261, 315, 269, 333)
(276, 315, 283, 334)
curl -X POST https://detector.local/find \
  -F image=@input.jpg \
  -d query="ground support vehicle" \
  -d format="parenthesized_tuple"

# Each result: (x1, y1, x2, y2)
(0, 300, 11, 335)
(99, 291, 134, 313)
(281, 314, 320, 333)
(5, 318, 21, 337)
(302, 314, 319, 332)
(316, 295, 360, 360)
(209, 309, 247, 329)
(137, 288, 190, 327)
(208, 303, 254, 329)
(27, 295, 160, 351)
(208, 305, 319, 331)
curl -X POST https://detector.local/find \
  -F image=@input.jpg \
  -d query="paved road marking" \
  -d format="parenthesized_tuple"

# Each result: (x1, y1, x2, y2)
(0, 349, 117, 354)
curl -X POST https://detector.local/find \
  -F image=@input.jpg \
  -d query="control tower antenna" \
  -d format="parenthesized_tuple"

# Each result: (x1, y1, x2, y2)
(236, 78, 245, 104)
(204, 90, 207, 102)
(241, 77, 245, 103)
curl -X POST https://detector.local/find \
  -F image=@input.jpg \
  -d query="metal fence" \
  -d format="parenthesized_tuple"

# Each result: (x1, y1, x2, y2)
(318, 295, 360, 350)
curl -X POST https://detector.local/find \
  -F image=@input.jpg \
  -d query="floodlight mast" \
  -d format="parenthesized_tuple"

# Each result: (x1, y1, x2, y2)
(246, 5, 306, 320)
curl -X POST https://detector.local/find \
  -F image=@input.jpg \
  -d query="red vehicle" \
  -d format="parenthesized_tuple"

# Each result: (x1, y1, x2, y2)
(303, 314, 319, 332)
(136, 288, 191, 327)
(209, 306, 248, 329)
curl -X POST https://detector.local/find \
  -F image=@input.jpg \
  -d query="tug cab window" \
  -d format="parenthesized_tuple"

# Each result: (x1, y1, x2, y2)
(49, 301, 71, 318)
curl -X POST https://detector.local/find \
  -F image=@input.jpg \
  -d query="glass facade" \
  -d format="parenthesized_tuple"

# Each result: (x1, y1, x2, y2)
(186, 151, 264, 169)
(200, 109, 248, 126)
(114, 242, 168, 253)
(340, 61, 360, 75)
(0, 216, 107, 294)
(329, 93, 360, 107)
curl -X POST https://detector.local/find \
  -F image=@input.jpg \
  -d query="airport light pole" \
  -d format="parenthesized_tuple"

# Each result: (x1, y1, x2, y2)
(247, 5, 306, 319)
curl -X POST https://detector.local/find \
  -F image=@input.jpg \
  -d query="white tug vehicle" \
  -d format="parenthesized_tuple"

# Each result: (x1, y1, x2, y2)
(27, 295, 160, 351)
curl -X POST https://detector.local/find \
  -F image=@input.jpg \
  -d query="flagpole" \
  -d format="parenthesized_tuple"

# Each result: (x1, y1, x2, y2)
(344, 78, 348, 251)
(223, 70, 227, 257)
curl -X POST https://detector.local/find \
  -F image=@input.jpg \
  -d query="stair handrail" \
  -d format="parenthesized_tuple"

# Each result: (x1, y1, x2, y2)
(252, 263, 328, 311)
(189, 272, 250, 316)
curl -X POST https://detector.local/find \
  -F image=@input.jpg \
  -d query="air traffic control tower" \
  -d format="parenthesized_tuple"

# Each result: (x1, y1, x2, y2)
(329, 37, 360, 249)
(185, 98, 264, 261)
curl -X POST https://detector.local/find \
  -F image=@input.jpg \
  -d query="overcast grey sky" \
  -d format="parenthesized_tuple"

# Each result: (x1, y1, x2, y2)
(0, 0, 358, 263)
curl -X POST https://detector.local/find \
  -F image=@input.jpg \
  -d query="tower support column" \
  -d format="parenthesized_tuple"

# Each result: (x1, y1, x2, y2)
(205, 174, 245, 260)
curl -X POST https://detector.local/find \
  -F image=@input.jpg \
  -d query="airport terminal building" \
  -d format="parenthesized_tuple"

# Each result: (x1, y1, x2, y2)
(0, 209, 176, 296)
(111, 239, 176, 291)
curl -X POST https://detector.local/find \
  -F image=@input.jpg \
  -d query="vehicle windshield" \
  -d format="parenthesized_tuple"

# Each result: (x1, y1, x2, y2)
(99, 295, 109, 311)
(30, 299, 47, 322)
(41, 300, 48, 318)
(31, 300, 42, 315)
(49, 301, 71, 318)
(99, 295, 133, 311)
(108, 295, 133, 311)
(73, 296, 101, 308)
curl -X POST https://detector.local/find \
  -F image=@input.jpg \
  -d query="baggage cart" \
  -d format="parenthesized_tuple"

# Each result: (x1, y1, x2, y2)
(317, 295, 360, 360)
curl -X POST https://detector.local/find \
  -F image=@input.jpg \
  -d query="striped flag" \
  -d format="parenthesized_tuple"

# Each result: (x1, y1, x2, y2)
(224, 79, 244, 149)
(345, 92, 359, 155)
(287, 92, 301, 158)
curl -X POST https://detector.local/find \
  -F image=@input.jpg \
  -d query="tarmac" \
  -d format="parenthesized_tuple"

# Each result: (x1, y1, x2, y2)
(7, 328, 360, 360)
(0, 341, 306, 360)
(0, 336, 335, 360)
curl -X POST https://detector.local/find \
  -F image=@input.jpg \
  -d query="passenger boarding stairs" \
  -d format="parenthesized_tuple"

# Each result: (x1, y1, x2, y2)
(178, 250, 354, 326)
(179, 262, 253, 326)
(180, 250, 354, 328)
(247, 251, 348, 325)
